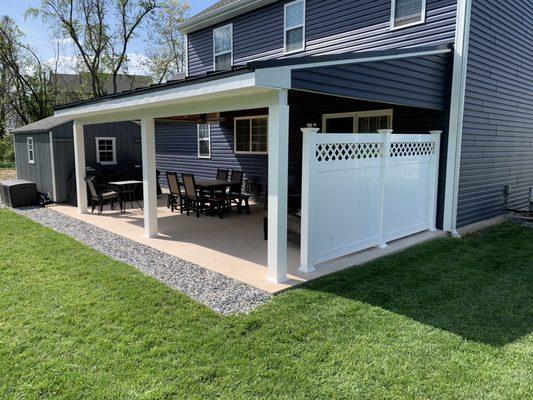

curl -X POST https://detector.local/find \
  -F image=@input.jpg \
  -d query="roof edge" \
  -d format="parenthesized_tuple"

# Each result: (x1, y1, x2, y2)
(179, 0, 278, 33)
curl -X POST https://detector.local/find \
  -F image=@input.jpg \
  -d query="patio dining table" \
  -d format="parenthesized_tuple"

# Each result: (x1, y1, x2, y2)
(195, 178, 230, 194)
(108, 180, 143, 212)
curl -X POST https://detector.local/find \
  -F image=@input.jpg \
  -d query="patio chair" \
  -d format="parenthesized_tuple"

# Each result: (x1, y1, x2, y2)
(182, 173, 227, 219)
(166, 171, 186, 213)
(216, 168, 229, 181)
(228, 170, 250, 214)
(85, 176, 121, 215)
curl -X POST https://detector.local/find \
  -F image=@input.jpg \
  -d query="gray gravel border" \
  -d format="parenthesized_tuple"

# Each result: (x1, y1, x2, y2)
(11, 206, 272, 314)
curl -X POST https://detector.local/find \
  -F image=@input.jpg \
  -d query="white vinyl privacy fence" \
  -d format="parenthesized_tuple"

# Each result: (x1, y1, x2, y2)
(299, 129, 441, 273)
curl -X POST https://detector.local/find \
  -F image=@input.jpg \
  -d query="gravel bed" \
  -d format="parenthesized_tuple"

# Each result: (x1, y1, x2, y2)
(11, 206, 272, 314)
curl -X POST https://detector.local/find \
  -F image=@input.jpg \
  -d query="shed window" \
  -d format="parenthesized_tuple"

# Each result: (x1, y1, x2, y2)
(391, 0, 426, 29)
(198, 124, 211, 158)
(213, 24, 233, 71)
(27, 137, 35, 164)
(284, 0, 305, 53)
(234, 116, 268, 154)
(95, 137, 117, 165)
(322, 110, 393, 133)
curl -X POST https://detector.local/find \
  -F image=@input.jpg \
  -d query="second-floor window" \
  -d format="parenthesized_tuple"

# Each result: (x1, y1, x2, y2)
(213, 24, 233, 71)
(284, 0, 305, 53)
(391, 0, 426, 29)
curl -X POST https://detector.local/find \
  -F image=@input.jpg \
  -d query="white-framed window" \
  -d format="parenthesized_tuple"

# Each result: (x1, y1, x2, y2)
(213, 24, 233, 71)
(284, 0, 305, 54)
(27, 137, 35, 164)
(234, 115, 268, 154)
(197, 124, 211, 158)
(95, 137, 117, 165)
(391, 0, 426, 29)
(322, 110, 393, 133)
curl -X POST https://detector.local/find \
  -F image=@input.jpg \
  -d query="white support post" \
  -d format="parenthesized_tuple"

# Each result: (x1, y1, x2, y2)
(141, 118, 158, 238)
(377, 129, 393, 249)
(73, 122, 87, 214)
(299, 127, 320, 273)
(429, 131, 442, 231)
(267, 89, 290, 283)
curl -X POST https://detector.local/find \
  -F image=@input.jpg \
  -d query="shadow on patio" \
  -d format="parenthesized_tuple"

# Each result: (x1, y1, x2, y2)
(306, 223, 533, 346)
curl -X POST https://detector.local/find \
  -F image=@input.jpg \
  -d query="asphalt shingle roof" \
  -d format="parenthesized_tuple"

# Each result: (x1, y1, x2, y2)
(10, 115, 73, 134)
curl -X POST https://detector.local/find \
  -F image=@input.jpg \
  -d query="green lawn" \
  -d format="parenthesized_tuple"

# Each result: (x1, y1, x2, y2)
(0, 210, 531, 399)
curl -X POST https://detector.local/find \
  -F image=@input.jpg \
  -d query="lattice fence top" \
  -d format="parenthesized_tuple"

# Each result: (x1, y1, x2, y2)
(389, 141, 436, 158)
(315, 142, 382, 162)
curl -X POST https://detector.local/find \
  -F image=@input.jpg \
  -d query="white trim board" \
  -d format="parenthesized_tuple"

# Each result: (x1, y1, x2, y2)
(443, 0, 472, 235)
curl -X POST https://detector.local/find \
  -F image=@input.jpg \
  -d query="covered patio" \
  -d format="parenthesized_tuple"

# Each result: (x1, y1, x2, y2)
(52, 44, 454, 288)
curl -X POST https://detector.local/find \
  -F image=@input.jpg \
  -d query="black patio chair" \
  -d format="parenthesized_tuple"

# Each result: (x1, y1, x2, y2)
(85, 176, 121, 215)
(182, 173, 227, 219)
(228, 170, 250, 214)
(166, 171, 186, 213)
(216, 168, 229, 181)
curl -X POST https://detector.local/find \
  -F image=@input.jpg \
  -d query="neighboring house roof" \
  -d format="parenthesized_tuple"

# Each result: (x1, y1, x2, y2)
(179, 0, 279, 33)
(10, 115, 73, 134)
(51, 73, 153, 97)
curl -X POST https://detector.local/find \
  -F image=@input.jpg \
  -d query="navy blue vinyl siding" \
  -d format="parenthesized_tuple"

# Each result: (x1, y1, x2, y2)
(457, 0, 533, 227)
(292, 53, 452, 110)
(188, 0, 457, 76)
(155, 113, 269, 188)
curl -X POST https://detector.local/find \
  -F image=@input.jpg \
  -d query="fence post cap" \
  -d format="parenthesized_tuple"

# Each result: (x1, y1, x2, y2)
(429, 130, 443, 135)
(301, 127, 320, 134)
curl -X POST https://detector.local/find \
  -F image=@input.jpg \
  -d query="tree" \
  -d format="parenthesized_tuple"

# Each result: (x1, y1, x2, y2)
(142, 0, 189, 84)
(28, 0, 159, 97)
(0, 16, 55, 126)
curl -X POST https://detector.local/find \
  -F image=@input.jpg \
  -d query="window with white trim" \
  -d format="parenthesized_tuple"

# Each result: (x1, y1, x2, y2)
(213, 24, 233, 71)
(27, 137, 35, 164)
(95, 137, 117, 165)
(284, 0, 305, 53)
(322, 110, 393, 133)
(391, 0, 426, 29)
(198, 124, 211, 158)
(234, 116, 268, 154)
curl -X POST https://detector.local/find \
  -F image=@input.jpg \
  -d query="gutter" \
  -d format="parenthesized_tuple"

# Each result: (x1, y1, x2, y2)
(178, 0, 278, 33)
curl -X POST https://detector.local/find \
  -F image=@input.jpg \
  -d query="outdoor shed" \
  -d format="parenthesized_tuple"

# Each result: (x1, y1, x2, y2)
(12, 116, 142, 203)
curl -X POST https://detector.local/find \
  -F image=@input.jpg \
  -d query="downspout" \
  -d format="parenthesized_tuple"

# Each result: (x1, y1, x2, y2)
(443, 0, 473, 237)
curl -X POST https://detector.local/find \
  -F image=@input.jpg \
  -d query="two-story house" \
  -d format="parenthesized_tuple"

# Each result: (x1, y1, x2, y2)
(49, 0, 533, 285)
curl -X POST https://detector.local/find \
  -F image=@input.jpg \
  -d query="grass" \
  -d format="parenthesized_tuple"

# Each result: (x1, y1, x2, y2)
(0, 165, 16, 180)
(0, 209, 531, 399)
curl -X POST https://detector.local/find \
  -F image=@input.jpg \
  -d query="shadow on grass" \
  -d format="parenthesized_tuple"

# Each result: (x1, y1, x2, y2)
(307, 223, 533, 346)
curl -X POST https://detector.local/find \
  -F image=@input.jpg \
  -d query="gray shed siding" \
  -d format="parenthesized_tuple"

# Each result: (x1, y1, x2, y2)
(14, 132, 54, 195)
(188, 0, 457, 76)
(457, 0, 533, 227)
(292, 53, 452, 111)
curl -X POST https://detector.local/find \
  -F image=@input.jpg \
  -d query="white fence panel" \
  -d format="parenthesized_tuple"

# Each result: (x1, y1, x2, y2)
(300, 129, 441, 273)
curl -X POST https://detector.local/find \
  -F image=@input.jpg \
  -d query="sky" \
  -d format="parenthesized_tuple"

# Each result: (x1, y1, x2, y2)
(0, 0, 219, 75)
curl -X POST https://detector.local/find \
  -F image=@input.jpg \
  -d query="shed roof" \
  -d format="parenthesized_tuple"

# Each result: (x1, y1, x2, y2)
(10, 115, 73, 134)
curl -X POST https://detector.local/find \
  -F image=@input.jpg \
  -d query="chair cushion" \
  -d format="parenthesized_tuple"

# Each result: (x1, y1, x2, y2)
(101, 191, 118, 199)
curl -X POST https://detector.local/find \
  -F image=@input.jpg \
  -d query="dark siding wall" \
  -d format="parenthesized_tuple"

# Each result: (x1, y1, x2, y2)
(50, 121, 141, 203)
(155, 114, 269, 188)
(458, 0, 533, 227)
(14, 132, 54, 195)
(188, 0, 457, 76)
(84, 121, 142, 168)
(292, 53, 452, 111)
(288, 90, 450, 228)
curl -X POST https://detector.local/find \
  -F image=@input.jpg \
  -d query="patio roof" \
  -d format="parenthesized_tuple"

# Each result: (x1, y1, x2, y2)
(53, 44, 452, 120)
